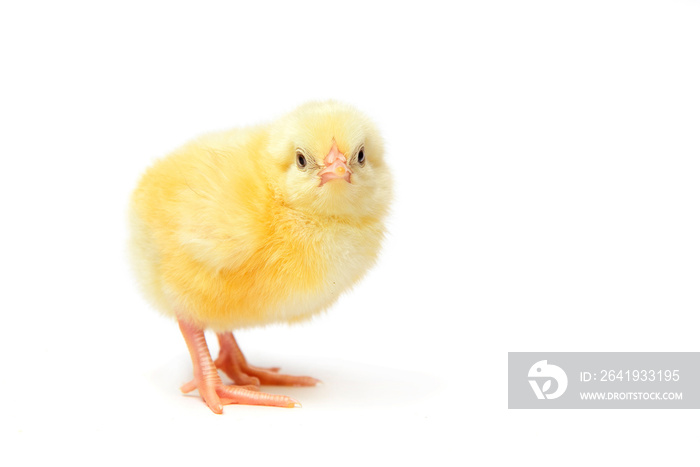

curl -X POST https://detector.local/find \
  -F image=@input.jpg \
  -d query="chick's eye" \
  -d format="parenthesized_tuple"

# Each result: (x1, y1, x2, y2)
(358, 149, 365, 165)
(296, 153, 307, 169)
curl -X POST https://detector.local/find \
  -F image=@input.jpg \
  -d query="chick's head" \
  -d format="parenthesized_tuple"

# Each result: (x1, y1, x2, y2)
(268, 101, 392, 220)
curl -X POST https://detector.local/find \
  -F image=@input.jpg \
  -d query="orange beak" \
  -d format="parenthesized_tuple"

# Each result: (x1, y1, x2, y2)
(319, 141, 351, 186)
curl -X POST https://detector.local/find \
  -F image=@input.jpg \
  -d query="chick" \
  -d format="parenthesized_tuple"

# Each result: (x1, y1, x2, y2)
(130, 101, 392, 413)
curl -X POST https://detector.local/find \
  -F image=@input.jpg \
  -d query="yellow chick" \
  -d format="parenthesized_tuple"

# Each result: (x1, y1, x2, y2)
(129, 101, 392, 413)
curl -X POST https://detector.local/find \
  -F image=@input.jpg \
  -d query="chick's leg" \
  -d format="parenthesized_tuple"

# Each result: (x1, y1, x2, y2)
(178, 319, 301, 413)
(215, 332, 320, 387)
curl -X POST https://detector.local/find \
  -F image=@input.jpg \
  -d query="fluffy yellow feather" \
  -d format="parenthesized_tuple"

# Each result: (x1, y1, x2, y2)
(129, 101, 392, 412)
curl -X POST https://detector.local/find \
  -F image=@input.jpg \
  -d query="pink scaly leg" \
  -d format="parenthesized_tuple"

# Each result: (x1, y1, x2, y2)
(178, 319, 301, 413)
(215, 332, 320, 387)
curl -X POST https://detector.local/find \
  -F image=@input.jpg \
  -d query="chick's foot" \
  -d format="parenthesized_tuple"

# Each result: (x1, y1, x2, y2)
(179, 320, 301, 414)
(215, 332, 321, 387)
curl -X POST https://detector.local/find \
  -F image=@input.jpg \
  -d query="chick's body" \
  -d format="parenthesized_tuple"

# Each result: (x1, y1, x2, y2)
(130, 101, 391, 413)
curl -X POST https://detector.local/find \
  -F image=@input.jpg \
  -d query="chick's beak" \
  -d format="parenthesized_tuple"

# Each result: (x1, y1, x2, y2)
(319, 141, 351, 186)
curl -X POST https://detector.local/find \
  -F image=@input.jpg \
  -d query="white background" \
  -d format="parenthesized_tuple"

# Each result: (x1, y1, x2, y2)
(1, 1, 698, 465)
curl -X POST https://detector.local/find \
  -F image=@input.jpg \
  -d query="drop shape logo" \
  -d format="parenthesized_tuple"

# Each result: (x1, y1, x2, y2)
(528, 360, 568, 400)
